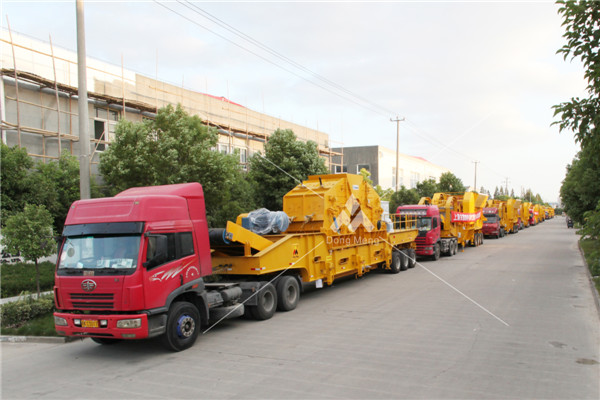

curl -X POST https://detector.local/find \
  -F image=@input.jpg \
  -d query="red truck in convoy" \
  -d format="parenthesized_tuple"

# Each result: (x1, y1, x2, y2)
(396, 205, 457, 260)
(482, 207, 503, 238)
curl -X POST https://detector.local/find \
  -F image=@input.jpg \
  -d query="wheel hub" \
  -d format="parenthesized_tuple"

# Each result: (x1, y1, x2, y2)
(176, 314, 195, 338)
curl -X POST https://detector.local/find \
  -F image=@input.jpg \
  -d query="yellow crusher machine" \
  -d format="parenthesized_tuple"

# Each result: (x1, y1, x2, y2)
(210, 174, 418, 289)
(419, 192, 488, 248)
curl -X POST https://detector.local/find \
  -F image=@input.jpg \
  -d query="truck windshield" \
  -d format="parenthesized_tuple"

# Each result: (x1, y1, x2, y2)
(417, 217, 432, 231)
(58, 235, 141, 273)
(484, 215, 498, 223)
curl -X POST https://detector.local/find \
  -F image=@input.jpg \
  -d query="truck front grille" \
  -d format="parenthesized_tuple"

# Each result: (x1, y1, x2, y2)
(70, 293, 114, 310)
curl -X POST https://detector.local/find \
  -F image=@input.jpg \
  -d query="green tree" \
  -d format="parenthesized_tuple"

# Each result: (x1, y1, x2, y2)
(415, 179, 438, 199)
(1, 145, 80, 232)
(438, 172, 465, 193)
(249, 129, 327, 210)
(560, 147, 600, 223)
(1, 204, 55, 296)
(99, 104, 255, 227)
(553, 0, 600, 152)
(1, 144, 34, 222)
(389, 186, 420, 214)
(30, 153, 80, 233)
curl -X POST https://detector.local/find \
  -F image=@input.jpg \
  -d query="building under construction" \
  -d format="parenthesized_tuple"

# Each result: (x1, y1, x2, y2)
(0, 29, 338, 174)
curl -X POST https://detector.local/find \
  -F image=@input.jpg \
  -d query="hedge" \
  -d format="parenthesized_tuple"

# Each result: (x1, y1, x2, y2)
(1, 294, 55, 328)
(1, 261, 55, 298)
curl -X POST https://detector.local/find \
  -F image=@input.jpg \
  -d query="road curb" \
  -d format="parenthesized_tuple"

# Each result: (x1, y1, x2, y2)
(578, 240, 600, 318)
(0, 335, 82, 344)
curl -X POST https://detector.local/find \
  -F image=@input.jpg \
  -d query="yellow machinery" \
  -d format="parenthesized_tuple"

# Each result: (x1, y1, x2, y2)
(211, 174, 417, 287)
(506, 198, 522, 232)
(533, 204, 542, 224)
(419, 191, 488, 247)
(521, 202, 532, 227)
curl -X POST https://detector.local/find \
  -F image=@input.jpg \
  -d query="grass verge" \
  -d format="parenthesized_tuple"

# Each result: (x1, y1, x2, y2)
(1, 313, 58, 337)
(580, 238, 600, 295)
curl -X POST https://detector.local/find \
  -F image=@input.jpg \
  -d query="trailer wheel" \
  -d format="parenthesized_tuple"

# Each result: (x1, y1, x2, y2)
(431, 243, 440, 261)
(390, 250, 402, 273)
(407, 249, 416, 268)
(91, 338, 121, 345)
(162, 301, 200, 352)
(276, 276, 300, 311)
(399, 250, 409, 271)
(249, 283, 277, 320)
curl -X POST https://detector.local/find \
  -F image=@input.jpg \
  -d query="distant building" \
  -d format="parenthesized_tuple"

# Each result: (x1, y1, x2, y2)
(0, 30, 337, 174)
(331, 145, 449, 189)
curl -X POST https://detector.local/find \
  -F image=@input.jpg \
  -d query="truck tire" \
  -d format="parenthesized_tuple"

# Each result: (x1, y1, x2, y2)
(432, 243, 440, 261)
(399, 250, 409, 271)
(249, 283, 277, 320)
(91, 338, 121, 345)
(276, 276, 300, 312)
(453, 240, 458, 255)
(162, 301, 200, 352)
(390, 250, 402, 273)
(407, 249, 416, 268)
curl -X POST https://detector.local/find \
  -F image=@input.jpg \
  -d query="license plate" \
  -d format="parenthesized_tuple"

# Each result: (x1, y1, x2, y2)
(82, 319, 99, 328)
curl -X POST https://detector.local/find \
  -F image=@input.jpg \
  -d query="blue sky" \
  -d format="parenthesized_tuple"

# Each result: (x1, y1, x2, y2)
(1, 1, 586, 203)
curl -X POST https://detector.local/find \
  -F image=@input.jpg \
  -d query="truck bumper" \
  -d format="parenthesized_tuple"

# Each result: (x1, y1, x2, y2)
(53, 312, 150, 340)
(416, 246, 434, 256)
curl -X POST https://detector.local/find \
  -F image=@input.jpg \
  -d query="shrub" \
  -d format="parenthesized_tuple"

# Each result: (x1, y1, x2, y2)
(0, 262, 55, 298)
(1, 294, 55, 328)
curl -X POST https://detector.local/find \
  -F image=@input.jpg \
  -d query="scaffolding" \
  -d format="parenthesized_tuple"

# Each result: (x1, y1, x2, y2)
(0, 29, 341, 170)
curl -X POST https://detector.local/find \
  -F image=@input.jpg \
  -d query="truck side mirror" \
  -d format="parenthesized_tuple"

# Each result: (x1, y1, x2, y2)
(143, 234, 168, 269)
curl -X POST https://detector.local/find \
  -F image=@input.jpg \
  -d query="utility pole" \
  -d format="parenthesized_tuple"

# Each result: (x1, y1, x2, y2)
(503, 177, 510, 195)
(390, 116, 405, 191)
(76, 0, 90, 199)
(472, 160, 479, 192)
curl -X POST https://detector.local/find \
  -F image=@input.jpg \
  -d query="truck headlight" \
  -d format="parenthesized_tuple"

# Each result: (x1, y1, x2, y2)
(54, 316, 68, 326)
(116, 318, 142, 329)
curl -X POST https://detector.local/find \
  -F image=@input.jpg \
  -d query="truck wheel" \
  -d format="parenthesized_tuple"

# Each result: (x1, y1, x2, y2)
(432, 243, 440, 261)
(250, 283, 277, 320)
(399, 250, 409, 271)
(276, 276, 300, 312)
(91, 338, 121, 345)
(407, 249, 416, 268)
(162, 301, 200, 352)
(453, 241, 458, 255)
(390, 250, 402, 273)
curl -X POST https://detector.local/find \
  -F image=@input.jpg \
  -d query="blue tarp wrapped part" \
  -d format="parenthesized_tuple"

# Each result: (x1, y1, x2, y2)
(247, 208, 290, 235)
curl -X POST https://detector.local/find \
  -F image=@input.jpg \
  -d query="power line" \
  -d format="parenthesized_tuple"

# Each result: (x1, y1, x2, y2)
(180, 0, 396, 116)
(153, 1, 390, 117)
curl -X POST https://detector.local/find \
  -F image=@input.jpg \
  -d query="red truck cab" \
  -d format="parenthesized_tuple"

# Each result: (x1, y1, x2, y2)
(396, 205, 442, 260)
(482, 207, 503, 238)
(53, 183, 218, 350)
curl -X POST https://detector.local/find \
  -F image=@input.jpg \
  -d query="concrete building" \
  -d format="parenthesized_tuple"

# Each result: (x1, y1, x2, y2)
(0, 30, 337, 174)
(332, 145, 449, 189)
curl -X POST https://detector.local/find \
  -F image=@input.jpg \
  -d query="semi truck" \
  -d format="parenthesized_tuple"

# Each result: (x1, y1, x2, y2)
(396, 191, 488, 260)
(53, 174, 417, 351)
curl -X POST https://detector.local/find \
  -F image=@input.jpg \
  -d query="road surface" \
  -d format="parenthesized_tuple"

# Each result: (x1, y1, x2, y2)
(2, 216, 599, 399)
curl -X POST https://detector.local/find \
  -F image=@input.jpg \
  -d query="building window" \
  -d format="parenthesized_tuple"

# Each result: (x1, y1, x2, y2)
(238, 148, 247, 164)
(357, 164, 370, 173)
(334, 165, 348, 174)
(410, 171, 420, 188)
(218, 143, 229, 154)
(93, 107, 119, 152)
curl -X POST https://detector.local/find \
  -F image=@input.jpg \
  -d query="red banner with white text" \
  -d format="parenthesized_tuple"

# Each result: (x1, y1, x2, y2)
(451, 210, 482, 223)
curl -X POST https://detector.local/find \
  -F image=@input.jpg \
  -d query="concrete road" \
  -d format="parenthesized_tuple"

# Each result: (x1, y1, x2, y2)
(2, 217, 599, 399)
